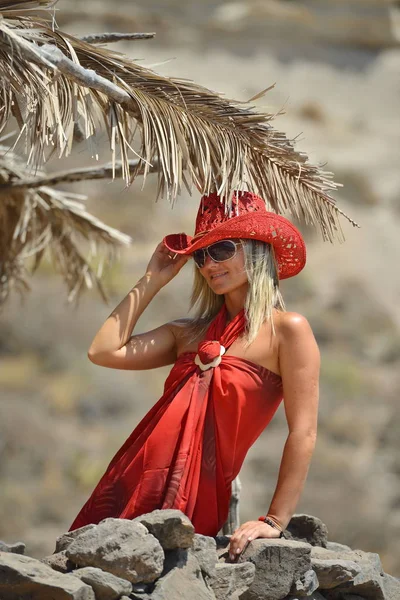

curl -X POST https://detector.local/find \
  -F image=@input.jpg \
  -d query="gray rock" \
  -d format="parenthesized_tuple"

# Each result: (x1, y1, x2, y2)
(311, 558, 360, 589)
(65, 518, 164, 584)
(285, 514, 328, 548)
(382, 573, 400, 600)
(191, 534, 218, 578)
(72, 566, 133, 600)
(311, 546, 386, 599)
(151, 548, 215, 599)
(0, 552, 95, 599)
(41, 550, 76, 573)
(56, 524, 97, 552)
(238, 539, 312, 600)
(215, 535, 231, 561)
(325, 542, 353, 553)
(132, 509, 195, 549)
(209, 561, 255, 600)
(289, 568, 319, 596)
(0, 540, 25, 554)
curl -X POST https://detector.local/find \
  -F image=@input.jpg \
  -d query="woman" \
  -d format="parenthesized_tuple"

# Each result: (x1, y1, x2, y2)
(69, 191, 320, 562)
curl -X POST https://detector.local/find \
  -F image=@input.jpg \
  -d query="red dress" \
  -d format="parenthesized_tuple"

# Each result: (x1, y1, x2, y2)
(69, 304, 283, 535)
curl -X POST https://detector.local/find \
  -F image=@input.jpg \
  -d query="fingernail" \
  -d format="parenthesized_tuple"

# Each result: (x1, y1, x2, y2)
(236, 548, 241, 554)
(229, 553, 234, 560)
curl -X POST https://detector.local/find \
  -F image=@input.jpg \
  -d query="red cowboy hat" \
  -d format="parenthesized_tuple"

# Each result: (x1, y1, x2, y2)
(163, 191, 306, 280)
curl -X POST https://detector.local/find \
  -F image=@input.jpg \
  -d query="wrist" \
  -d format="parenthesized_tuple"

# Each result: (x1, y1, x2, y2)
(258, 516, 285, 537)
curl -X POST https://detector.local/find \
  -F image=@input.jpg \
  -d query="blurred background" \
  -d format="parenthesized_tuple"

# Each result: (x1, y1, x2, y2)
(1, 0, 400, 576)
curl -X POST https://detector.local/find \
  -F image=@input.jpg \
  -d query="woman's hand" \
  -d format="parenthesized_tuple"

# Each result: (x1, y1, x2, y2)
(228, 520, 281, 561)
(146, 241, 190, 288)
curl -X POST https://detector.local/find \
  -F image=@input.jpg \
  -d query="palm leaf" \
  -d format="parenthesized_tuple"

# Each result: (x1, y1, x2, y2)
(0, 145, 131, 306)
(0, 0, 358, 243)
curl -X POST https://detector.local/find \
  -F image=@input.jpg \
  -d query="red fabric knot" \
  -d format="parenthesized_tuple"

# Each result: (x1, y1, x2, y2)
(195, 340, 226, 371)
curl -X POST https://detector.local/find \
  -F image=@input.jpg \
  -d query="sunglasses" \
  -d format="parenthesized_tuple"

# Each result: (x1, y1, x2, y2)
(192, 239, 242, 268)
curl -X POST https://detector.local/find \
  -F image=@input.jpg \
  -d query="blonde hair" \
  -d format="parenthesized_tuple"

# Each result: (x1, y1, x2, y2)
(185, 239, 285, 346)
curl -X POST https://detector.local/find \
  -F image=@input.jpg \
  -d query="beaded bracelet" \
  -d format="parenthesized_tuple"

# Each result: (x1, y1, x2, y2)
(258, 516, 285, 538)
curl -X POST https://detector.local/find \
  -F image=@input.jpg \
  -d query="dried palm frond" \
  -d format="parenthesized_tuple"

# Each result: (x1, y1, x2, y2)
(0, 0, 358, 242)
(0, 145, 131, 306)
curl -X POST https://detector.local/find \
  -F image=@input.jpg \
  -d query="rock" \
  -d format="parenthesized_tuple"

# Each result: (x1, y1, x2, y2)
(239, 539, 312, 600)
(285, 514, 328, 548)
(326, 542, 353, 553)
(191, 534, 218, 578)
(72, 566, 133, 600)
(0, 540, 25, 554)
(311, 558, 360, 589)
(0, 552, 95, 599)
(150, 548, 215, 599)
(132, 508, 195, 550)
(289, 568, 319, 596)
(215, 535, 231, 561)
(56, 524, 97, 553)
(209, 561, 255, 600)
(41, 550, 76, 573)
(312, 547, 386, 599)
(65, 518, 164, 584)
(382, 573, 400, 600)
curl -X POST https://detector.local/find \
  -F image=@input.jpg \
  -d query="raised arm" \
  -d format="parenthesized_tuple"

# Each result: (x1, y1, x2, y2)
(88, 242, 189, 370)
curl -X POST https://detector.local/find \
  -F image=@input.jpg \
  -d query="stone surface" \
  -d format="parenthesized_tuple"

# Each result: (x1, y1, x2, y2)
(0, 540, 25, 554)
(311, 558, 360, 589)
(285, 514, 328, 548)
(191, 533, 218, 578)
(209, 561, 255, 600)
(382, 573, 400, 600)
(0, 551, 95, 599)
(56, 524, 97, 553)
(132, 509, 195, 549)
(150, 548, 215, 599)
(65, 518, 164, 583)
(72, 566, 133, 600)
(289, 568, 319, 596)
(41, 550, 76, 573)
(239, 539, 312, 600)
(325, 542, 353, 553)
(311, 546, 386, 599)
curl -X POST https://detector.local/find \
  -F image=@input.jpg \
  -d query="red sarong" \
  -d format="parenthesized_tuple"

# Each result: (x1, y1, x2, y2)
(69, 304, 283, 535)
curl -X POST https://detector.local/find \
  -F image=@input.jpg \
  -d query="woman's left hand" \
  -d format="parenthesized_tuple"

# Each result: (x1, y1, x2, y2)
(228, 520, 281, 561)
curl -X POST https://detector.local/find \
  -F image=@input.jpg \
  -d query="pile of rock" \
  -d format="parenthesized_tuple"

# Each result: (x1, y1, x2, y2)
(0, 510, 399, 600)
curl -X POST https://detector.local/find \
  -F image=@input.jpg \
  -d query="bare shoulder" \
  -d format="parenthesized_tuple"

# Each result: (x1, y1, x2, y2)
(277, 311, 315, 340)
(276, 311, 320, 367)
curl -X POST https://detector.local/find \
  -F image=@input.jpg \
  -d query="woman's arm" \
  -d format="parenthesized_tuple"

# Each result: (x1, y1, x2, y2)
(266, 311, 320, 528)
(228, 312, 319, 560)
(88, 241, 189, 370)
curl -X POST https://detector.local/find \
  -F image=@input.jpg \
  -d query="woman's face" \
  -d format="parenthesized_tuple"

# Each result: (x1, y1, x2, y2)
(197, 240, 249, 296)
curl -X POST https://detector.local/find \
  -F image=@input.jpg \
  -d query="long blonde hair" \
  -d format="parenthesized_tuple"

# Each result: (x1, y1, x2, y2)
(185, 239, 285, 346)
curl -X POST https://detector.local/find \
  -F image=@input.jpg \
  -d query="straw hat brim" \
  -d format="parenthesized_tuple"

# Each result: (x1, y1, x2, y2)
(163, 212, 306, 280)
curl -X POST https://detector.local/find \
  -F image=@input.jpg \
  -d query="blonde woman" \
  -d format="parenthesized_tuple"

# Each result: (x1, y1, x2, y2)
(69, 191, 320, 562)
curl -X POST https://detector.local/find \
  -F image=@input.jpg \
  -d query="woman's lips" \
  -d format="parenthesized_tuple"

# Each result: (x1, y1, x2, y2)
(210, 271, 228, 280)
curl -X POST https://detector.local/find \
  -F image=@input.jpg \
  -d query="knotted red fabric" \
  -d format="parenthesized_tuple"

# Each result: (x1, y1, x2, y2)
(69, 304, 283, 535)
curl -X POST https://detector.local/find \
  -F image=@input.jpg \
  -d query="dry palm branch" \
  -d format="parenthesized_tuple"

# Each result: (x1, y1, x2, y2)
(0, 144, 133, 304)
(0, 0, 358, 304)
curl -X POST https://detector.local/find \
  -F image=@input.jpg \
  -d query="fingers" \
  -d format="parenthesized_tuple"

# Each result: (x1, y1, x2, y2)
(228, 521, 281, 561)
(229, 522, 260, 561)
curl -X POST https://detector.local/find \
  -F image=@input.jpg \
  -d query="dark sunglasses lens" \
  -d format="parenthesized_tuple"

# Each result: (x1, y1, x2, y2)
(208, 240, 236, 262)
(193, 249, 205, 268)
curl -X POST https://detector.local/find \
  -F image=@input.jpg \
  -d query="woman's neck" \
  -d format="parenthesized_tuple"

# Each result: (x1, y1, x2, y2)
(224, 288, 247, 322)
